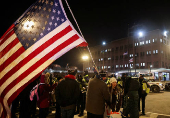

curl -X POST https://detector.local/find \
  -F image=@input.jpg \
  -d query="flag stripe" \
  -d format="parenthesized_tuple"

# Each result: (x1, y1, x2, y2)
(3, 35, 81, 115)
(0, 31, 78, 97)
(0, 24, 15, 41)
(7, 38, 84, 105)
(0, 41, 22, 67)
(0, 37, 20, 58)
(0, 33, 17, 52)
(0, 21, 71, 80)
(0, 26, 15, 46)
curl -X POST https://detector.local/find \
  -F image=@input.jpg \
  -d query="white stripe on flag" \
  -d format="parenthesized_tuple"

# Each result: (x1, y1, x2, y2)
(0, 33, 17, 52)
(0, 42, 22, 66)
(0, 28, 76, 95)
(3, 38, 84, 115)
(0, 20, 70, 80)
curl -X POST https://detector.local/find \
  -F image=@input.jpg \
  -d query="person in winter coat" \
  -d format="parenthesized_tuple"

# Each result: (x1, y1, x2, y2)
(122, 77, 140, 118)
(55, 69, 80, 118)
(75, 75, 87, 116)
(109, 77, 123, 112)
(138, 75, 150, 115)
(38, 74, 57, 118)
(86, 71, 110, 118)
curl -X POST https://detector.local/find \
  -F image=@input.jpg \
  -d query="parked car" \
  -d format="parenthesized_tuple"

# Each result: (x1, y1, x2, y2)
(165, 82, 170, 90)
(145, 79, 165, 93)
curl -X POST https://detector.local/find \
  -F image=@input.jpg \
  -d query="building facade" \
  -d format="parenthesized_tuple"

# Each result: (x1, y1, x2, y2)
(87, 29, 170, 80)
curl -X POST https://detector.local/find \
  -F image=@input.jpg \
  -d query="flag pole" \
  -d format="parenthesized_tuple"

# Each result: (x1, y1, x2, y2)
(64, 0, 99, 73)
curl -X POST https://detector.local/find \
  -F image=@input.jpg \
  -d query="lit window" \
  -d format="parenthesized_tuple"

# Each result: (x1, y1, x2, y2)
(156, 50, 158, 53)
(89, 67, 90, 70)
(99, 59, 100, 61)
(160, 39, 162, 42)
(153, 39, 154, 42)
(140, 41, 144, 45)
(161, 51, 163, 53)
(143, 63, 145, 66)
(108, 66, 111, 68)
(125, 64, 126, 67)
(149, 51, 151, 54)
(102, 66, 103, 69)
(147, 51, 148, 55)
(153, 50, 155, 54)
(104, 66, 107, 69)
(137, 43, 138, 46)
(108, 49, 111, 51)
(101, 58, 103, 61)
(105, 49, 107, 52)
(135, 43, 136, 46)
(149, 40, 150, 43)
(141, 63, 142, 66)
(136, 63, 139, 66)
(127, 64, 128, 67)
(108, 57, 111, 60)
(116, 65, 119, 68)
(146, 40, 148, 44)
(122, 65, 123, 67)
(130, 64, 131, 67)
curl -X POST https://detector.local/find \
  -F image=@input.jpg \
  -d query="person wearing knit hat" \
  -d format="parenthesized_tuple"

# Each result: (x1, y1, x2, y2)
(108, 77, 122, 113)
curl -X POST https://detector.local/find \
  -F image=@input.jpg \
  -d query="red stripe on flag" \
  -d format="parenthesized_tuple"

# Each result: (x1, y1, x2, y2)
(0, 38, 19, 58)
(0, 25, 72, 84)
(2, 34, 79, 103)
(0, 29, 15, 46)
(0, 24, 15, 42)
(0, 46, 25, 79)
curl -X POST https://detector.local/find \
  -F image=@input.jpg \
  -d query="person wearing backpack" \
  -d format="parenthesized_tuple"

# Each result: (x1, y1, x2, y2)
(38, 73, 57, 118)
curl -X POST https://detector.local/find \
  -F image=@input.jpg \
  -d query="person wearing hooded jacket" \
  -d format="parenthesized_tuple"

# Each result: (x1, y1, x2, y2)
(55, 69, 80, 118)
(38, 74, 57, 118)
(86, 71, 110, 118)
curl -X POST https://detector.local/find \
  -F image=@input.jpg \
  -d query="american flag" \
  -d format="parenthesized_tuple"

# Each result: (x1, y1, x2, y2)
(129, 58, 133, 63)
(123, 51, 128, 55)
(0, 0, 87, 117)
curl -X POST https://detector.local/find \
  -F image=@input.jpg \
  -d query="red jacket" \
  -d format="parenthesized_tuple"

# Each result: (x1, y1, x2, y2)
(38, 75, 57, 108)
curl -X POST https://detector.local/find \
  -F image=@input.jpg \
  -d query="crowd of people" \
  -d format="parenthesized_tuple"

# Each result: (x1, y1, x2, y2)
(11, 68, 150, 118)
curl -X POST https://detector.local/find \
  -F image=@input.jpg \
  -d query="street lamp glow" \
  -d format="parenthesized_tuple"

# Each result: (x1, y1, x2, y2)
(82, 56, 88, 60)
(138, 32, 143, 37)
(102, 41, 106, 45)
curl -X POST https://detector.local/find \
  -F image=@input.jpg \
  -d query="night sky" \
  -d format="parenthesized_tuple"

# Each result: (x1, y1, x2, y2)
(1, 0, 170, 69)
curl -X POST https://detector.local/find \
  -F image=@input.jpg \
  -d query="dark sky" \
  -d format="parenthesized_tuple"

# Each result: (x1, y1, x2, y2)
(1, 0, 170, 69)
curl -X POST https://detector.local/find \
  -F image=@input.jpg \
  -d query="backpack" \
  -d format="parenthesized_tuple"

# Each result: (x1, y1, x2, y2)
(29, 83, 45, 101)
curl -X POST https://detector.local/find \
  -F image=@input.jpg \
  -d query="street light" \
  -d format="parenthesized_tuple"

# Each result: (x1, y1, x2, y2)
(138, 32, 143, 37)
(82, 55, 88, 72)
(102, 41, 106, 45)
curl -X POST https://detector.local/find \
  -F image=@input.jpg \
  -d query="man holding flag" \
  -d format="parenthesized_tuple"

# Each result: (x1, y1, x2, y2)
(0, 0, 87, 117)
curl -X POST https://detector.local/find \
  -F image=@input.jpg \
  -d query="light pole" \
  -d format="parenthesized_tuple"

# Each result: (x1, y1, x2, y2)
(102, 41, 106, 71)
(135, 31, 144, 75)
(82, 55, 88, 72)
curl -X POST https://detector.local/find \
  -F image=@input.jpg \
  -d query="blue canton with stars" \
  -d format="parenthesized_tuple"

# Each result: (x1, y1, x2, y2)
(14, 0, 66, 49)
